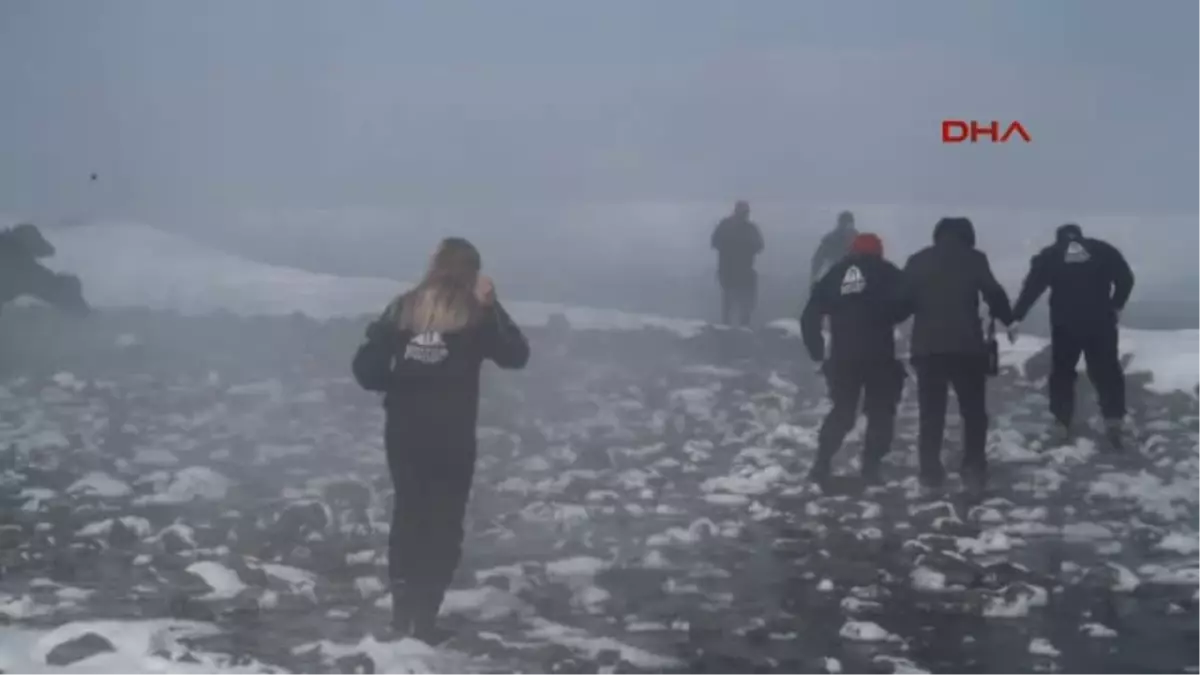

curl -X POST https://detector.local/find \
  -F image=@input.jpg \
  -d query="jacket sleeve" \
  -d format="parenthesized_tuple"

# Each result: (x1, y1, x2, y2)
(809, 235, 831, 283)
(351, 303, 399, 392)
(1011, 249, 1052, 322)
(976, 253, 1014, 325)
(710, 221, 725, 250)
(884, 261, 915, 324)
(799, 277, 829, 362)
(750, 223, 764, 255)
(1105, 243, 1135, 311)
(481, 301, 530, 369)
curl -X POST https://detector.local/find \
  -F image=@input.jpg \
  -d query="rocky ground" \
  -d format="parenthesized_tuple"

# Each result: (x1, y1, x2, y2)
(0, 307, 1196, 674)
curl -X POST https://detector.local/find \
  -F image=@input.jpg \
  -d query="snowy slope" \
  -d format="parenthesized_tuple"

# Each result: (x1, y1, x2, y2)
(39, 221, 707, 336)
(33, 220, 1200, 395)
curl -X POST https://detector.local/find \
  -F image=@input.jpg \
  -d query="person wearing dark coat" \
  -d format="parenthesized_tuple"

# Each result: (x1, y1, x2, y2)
(352, 237, 530, 643)
(809, 210, 859, 288)
(900, 217, 1014, 493)
(0, 224, 90, 317)
(711, 200, 765, 327)
(801, 233, 909, 486)
(1011, 223, 1135, 448)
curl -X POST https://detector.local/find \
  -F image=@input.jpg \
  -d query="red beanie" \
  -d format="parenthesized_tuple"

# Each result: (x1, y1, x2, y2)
(851, 233, 884, 256)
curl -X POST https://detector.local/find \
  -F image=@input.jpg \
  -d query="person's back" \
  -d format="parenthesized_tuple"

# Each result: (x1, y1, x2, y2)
(1011, 223, 1134, 448)
(810, 211, 858, 286)
(800, 233, 908, 485)
(901, 217, 1013, 494)
(711, 200, 764, 326)
(352, 237, 529, 644)
(1013, 224, 1133, 332)
(903, 218, 1012, 357)
(712, 202, 764, 278)
(803, 246, 905, 365)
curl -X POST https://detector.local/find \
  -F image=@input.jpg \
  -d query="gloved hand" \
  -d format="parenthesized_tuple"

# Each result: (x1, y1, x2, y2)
(1006, 321, 1020, 344)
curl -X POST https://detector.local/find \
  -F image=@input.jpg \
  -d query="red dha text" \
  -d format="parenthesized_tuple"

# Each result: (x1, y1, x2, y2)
(941, 120, 1032, 144)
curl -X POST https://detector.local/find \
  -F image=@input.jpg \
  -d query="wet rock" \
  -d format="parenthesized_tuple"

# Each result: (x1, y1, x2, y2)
(45, 632, 115, 666)
(334, 653, 375, 674)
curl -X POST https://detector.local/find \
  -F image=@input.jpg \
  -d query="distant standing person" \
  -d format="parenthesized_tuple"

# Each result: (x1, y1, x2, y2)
(711, 200, 765, 327)
(900, 217, 1014, 495)
(800, 233, 909, 487)
(810, 210, 859, 288)
(352, 237, 530, 643)
(1010, 223, 1135, 449)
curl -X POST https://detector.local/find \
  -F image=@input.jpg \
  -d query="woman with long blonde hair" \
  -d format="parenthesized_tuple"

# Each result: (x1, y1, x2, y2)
(353, 237, 529, 643)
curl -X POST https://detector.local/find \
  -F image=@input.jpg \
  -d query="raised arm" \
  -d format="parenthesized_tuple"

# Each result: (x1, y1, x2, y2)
(976, 253, 1014, 325)
(799, 278, 830, 362)
(481, 301, 530, 369)
(1011, 250, 1052, 322)
(351, 300, 401, 392)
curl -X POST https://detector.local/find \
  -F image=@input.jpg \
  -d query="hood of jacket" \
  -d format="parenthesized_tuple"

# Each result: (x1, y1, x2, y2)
(932, 217, 976, 248)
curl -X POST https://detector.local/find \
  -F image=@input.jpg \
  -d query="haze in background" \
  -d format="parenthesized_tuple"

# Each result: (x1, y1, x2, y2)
(0, 0, 1195, 324)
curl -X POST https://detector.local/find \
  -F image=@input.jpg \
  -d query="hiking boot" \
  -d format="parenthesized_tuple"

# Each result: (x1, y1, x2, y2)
(410, 591, 453, 645)
(860, 460, 884, 487)
(1049, 420, 1075, 446)
(1104, 418, 1127, 452)
(389, 580, 414, 636)
(961, 469, 987, 499)
(808, 458, 832, 487)
(919, 463, 945, 489)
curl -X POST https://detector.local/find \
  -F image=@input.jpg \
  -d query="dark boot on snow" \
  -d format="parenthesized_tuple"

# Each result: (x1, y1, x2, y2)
(389, 580, 415, 636)
(860, 460, 883, 487)
(1049, 419, 1075, 447)
(807, 458, 832, 489)
(1104, 418, 1127, 452)
(411, 590, 454, 646)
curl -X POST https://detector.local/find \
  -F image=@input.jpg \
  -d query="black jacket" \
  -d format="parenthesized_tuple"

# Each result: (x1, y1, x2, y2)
(810, 226, 858, 285)
(801, 253, 908, 364)
(711, 217, 764, 286)
(1012, 235, 1133, 330)
(352, 298, 530, 452)
(902, 218, 1013, 358)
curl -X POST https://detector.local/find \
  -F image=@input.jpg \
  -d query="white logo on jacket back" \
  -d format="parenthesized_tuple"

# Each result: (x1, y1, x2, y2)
(840, 265, 866, 295)
(404, 331, 449, 364)
(1064, 241, 1091, 264)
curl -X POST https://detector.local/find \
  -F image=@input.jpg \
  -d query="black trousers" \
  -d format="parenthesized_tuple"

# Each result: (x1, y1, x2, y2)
(817, 359, 905, 467)
(385, 429, 476, 597)
(1049, 322, 1126, 424)
(913, 354, 989, 481)
(719, 270, 757, 327)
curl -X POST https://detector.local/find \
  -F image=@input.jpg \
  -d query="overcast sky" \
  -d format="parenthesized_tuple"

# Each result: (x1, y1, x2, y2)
(0, 0, 1195, 222)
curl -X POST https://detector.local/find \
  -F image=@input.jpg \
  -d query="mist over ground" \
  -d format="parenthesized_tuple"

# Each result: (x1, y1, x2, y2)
(0, 0, 1196, 331)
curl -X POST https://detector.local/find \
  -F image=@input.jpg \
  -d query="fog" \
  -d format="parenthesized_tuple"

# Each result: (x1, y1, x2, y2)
(0, 0, 1196, 325)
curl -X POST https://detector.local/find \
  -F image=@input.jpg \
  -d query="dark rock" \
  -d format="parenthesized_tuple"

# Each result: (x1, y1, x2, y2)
(334, 653, 375, 674)
(45, 632, 115, 666)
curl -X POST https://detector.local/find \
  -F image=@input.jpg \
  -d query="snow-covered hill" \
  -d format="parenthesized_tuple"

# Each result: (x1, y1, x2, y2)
(37, 220, 1195, 395)
(40, 221, 708, 336)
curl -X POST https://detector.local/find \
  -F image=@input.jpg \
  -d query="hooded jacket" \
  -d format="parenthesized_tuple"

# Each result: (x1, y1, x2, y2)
(353, 297, 530, 452)
(1012, 224, 1134, 330)
(801, 247, 907, 364)
(901, 217, 1013, 358)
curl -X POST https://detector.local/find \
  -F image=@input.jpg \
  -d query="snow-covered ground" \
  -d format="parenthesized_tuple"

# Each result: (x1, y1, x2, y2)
(0, 221, 1193, 673)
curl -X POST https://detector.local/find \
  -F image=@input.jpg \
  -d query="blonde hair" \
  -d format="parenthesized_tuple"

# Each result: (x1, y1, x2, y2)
(396, 237, 484, 333)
